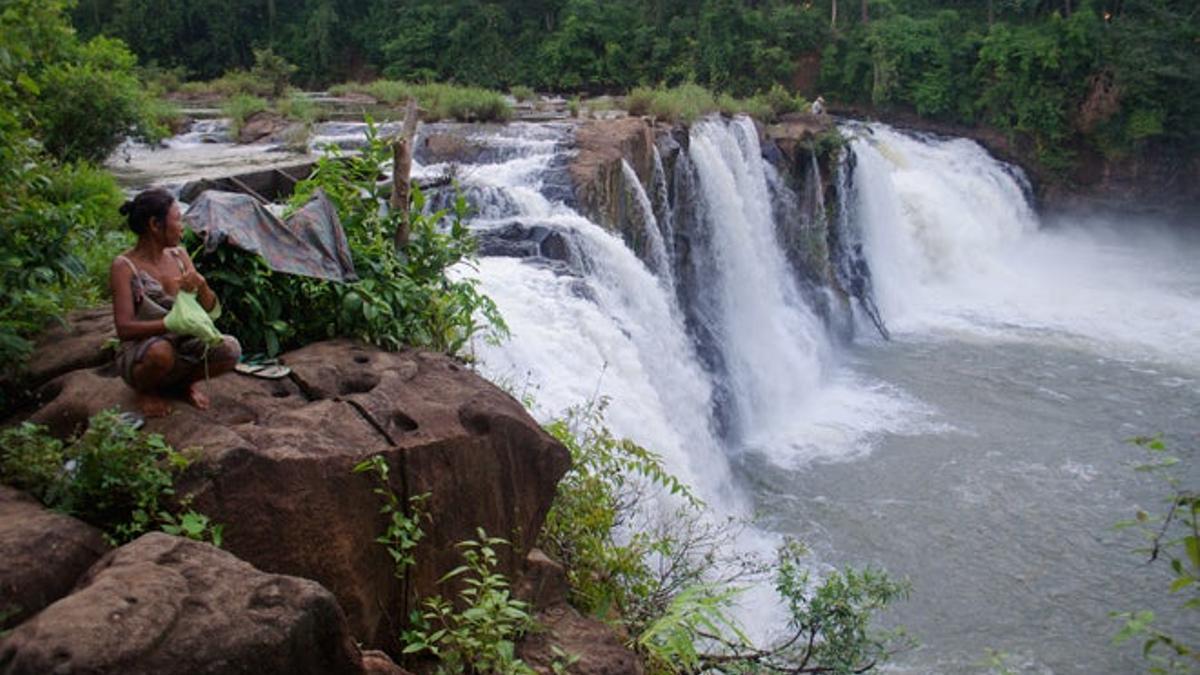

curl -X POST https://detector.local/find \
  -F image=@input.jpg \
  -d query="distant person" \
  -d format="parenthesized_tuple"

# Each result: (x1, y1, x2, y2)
(811, 96, 826, 116)
(110, 188, 241, 417)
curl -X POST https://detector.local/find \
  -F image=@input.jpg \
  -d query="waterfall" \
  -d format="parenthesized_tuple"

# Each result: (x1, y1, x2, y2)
(424, 124, 736, 506)
(685, 117, 831, 448)
(827, 145, 888, 340)
(650, 144, 676, 262)
(620, 159, 675, 291)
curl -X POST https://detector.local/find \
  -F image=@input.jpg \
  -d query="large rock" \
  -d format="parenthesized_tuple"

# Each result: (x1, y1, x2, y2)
(0, 532, 363, 675)
(0, 309, 116, 412)
(24, 338, 571, 654)
(0, 486, 110, 629)
(237, 110, 293, 144)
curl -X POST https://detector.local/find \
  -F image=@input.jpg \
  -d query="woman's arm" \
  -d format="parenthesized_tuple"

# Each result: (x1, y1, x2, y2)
(110, 258, 167, 341)
(176, 248, 217, 311)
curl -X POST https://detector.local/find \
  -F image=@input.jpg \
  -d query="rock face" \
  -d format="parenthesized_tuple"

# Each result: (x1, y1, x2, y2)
(570, 118, 657, 240)
(0, 532, 364, 675)
(21, 337, 571, 655)
(0, 486, 110, 629)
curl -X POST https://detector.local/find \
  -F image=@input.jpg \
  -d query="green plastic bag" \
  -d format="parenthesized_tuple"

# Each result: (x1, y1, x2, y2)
(163, 291, 223, 347)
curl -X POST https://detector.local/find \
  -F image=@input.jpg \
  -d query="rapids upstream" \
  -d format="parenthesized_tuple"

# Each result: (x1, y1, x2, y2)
(114, 116, 1200, 674)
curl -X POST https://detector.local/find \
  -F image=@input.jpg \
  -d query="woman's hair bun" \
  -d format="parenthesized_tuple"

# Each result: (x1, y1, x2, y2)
(119, 200, 134, 216)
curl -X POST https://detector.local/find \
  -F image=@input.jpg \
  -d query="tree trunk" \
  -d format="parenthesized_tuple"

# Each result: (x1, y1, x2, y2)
(860, 0, 869, 24)
(987, 0, 994, 26)
(831, 0, 838, 31)
(1062, 0, 1071, 16)
(391, 99, 420, 251)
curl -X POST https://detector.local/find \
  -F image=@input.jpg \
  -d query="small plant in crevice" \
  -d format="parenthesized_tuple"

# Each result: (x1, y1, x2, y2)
(0, 409, 222, 546)
(354, 454, 429, 579)
(401, 529, 535, 675)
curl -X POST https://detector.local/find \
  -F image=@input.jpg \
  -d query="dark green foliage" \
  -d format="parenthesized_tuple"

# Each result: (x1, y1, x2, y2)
(0, 410, 222, 545)
(195, 119, 506, 358)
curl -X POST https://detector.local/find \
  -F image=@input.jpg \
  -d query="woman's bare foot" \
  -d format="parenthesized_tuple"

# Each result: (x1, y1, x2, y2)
(185, 382, 211, 410)
(137, 392, 173, 418)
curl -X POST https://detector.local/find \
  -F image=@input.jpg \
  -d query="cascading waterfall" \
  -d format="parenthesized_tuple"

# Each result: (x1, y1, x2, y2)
(685, 117, 830, 448)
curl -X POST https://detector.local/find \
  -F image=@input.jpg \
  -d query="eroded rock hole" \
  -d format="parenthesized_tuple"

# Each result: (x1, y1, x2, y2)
(393, 412, 418, 432)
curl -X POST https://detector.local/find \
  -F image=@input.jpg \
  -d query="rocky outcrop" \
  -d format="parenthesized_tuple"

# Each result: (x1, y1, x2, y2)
(0, 487, 110, 629)
(0, 532, 364, 675)
(764, 113, 837, 167)
(570, 118, 657, 237)
(515, 550, 644, 675)
(19, 333, 571, 655)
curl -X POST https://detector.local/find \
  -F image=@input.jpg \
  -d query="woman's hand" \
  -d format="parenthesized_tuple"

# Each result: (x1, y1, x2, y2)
(178, 269, 208, 294)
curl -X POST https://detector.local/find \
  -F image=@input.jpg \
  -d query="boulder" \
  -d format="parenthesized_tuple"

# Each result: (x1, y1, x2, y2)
(0, 309, 116, 412)
(0, 486, 110, 629)
(24, 338, 571, 654)
(0, 532, 363, 675)
(237, 110, 292, 144)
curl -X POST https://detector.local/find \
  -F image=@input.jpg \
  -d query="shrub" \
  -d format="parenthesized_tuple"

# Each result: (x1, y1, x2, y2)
(196, 118, 507, 357)
(250, 48, 297, 99)
(221, 94, 269, 137)
(275, 93, 318, 125)
(510, 85, 535, 102)
(0, 410, 221, 545)
(33, 36, 167, 163)
(327, 81, 512, 122)
(541, 399, 913, 673)
(402, 529, 535, 674)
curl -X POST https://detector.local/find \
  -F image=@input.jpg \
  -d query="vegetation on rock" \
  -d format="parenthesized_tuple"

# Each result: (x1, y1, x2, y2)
(0, 409, 221, 545)
(195, 119, 507, 358)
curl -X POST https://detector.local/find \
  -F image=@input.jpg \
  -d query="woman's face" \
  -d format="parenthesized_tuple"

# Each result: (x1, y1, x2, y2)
(152, 202, 183, 247)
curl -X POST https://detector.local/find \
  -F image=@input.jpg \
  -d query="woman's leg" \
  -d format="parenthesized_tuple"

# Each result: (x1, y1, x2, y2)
(128, 339, 177, 417)
(182, 335, 242, 410)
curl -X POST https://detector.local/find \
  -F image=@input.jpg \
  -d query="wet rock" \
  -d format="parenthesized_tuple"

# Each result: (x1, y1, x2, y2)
(0, 486, 110, 629)
(0, 532, 363, 675)
(476, 222, 577, 268)
(24, 337, 571, 654)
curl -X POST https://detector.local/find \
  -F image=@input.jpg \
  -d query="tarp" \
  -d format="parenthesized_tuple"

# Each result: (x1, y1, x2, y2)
(183, 190, 357, 282)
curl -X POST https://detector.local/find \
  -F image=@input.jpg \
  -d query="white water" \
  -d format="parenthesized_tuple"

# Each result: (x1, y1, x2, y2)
(687, 118, 830, 445)
(620, 159, 675, 290)
(849, 123, 1200, 370)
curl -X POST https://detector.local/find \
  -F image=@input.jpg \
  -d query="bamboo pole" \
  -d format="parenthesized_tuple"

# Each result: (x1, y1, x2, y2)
(391, 98, 420, 251)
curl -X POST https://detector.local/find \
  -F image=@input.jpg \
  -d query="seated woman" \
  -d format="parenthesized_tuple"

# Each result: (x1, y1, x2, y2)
(110, 188, 241, 416)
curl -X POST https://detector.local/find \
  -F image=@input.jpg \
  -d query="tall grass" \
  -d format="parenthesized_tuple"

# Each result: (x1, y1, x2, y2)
(329, 80, 512, 122)
(625, 83, 808, 124)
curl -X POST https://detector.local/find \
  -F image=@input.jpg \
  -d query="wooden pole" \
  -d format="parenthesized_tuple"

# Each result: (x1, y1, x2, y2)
(391, 98, 420, 251)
